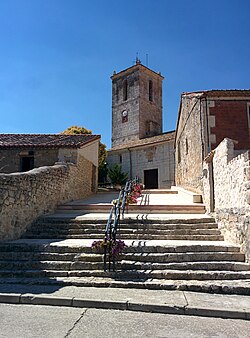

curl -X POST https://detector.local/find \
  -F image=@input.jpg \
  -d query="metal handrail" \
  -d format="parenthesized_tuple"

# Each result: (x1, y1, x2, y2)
(103, 178, 138, 271)
(103, 205, 114, 272)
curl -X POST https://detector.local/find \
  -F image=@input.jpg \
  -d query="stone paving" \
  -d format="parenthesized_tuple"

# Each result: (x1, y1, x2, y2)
(0, 284, 249, 320)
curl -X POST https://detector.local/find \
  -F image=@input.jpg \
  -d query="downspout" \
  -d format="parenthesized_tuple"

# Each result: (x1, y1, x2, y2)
(199, 97, 205, 161)
(128, 148, 132, 179)
(204, 96, 215, 212)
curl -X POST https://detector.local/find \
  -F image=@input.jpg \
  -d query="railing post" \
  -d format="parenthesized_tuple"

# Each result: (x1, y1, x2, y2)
(103, 177, 140, 272)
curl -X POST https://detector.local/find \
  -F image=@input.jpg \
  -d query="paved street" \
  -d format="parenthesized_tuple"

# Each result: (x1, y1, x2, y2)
(1, 304, 250, 338)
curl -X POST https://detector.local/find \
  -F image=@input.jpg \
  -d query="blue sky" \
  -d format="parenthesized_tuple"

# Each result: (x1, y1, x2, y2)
(0, 0, 249, 148)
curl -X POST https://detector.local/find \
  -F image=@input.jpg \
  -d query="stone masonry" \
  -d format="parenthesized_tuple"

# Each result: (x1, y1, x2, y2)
(111, 61, 163, 147)
(0, 148, 59, 174)
(203, 138, 250, 261)
(175, 90, 250, 195)
(0, 155, 93, 241)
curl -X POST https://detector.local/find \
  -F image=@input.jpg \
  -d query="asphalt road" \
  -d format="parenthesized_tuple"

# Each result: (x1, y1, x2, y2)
(1, 303, 250, 338)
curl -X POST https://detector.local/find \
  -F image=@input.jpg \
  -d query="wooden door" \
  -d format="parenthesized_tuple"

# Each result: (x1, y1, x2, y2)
(144, 169, 158, 189)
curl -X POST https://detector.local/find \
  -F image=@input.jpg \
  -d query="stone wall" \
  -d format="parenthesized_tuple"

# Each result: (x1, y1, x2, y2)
(0, 155, 93, 241)
(0, 148, 59, 173)
(108, 140, 175, 189)
(203, 138, 250, 261)
(139, 68, 163, 139)
(175, 94, 205, 194)
(111, 68, 140, 147)
(111, 64, 163, 148)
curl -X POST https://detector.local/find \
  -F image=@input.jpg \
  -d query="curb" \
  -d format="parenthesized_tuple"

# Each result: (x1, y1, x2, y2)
(0, 293, 249, 320)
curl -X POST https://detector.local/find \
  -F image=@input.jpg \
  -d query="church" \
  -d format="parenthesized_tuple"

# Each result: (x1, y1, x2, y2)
(107, 59, 175, 189)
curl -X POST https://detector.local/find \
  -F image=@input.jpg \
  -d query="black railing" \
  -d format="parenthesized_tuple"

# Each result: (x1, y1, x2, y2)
(103, 179, 136, 271)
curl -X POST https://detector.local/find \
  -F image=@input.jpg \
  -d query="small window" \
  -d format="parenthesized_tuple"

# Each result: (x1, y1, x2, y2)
(185, 139, 189, 155)
(122, 110, 128, 123)
(123, 80, 128, 101)
(177, 142, 181, 163)
(149, 80, 153, 102)
(119, 155, 122, 163)
(20, 156, 34, 172)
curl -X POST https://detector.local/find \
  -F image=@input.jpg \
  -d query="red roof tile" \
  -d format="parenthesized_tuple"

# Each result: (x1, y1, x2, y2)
(182, 89, 250, 97)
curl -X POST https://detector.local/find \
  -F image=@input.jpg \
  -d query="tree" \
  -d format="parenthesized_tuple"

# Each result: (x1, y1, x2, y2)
(61, 125, 107, 183)
(108, 164, 128, 186)
(61, 125, 92, 135)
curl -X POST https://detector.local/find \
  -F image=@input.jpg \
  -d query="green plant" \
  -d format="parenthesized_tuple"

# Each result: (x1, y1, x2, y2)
(108, 164, 128, 186)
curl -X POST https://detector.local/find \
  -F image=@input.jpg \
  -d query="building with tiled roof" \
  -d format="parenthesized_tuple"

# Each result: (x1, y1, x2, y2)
(0, 134, 100, 148)
(0, 133, 100, 174)
(175, 89, 250, 194)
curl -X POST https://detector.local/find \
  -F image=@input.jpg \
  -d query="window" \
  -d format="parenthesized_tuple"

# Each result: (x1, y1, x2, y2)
(185, 138, 189, 155)
(177, 142, 181, 163)
(122, 110, 128, 123)
(123, 80, 128, 101)
(19, 150, 34, 172)
(149, 80, 153, 102)
(119, 155, 122, 163)
(20, 156, 34, 172)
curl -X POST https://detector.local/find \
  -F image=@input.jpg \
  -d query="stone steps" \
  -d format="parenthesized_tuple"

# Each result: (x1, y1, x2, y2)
(0, 243, 241, 254)
(0, 240, 247, 281)
(1, 260, 249, 273)
(0, 249, 243, 263)
(23, 234, 224, 241)
(120, 261, 250, 271)
(120, 252, 245, 262)
(23, 217, 223, 241)
(1, 276, 248, 295)
(0, 213, 249, 295)
(24, 228, 221, 236)
(28, 222, 218, 230)
(1, 268, 250, 281)
(56, 204, 206, 214)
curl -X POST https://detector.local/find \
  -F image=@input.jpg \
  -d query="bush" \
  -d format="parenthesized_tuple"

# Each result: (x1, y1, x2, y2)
(108, 164, 128, 186)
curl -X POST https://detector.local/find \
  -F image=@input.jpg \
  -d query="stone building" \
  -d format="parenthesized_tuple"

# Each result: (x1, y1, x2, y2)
(0, 133, 100, 192)
(107, 60, 175, 189)
(0, 133, 101, 240)
(175, 90, 250, 194)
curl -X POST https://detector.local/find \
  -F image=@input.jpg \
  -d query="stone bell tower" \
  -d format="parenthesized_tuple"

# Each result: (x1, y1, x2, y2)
(111, 59, 164, 148)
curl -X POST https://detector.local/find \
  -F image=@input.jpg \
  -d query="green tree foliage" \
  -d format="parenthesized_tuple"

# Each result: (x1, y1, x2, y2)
(61, 125, 107, 183)
(108, 164, 128, 186)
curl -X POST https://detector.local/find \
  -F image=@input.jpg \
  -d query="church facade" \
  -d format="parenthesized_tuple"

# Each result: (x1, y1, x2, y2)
(107, 60, 175, 189)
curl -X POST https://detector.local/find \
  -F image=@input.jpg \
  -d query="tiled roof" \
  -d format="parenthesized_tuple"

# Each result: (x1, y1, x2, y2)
(182, 89, 250, 98)
(0, 134, 100, 149)
(108, 131, 175, 152)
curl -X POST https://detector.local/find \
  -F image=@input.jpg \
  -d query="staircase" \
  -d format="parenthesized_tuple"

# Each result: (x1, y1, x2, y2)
(0, 215, 250, 295)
